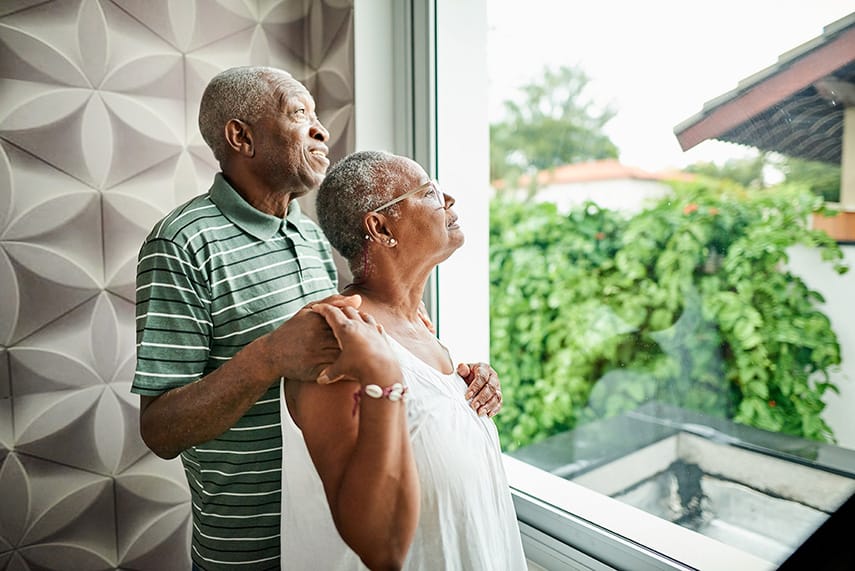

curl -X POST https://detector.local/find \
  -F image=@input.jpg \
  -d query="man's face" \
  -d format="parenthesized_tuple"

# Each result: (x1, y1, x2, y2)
(256, 87, 330, 197)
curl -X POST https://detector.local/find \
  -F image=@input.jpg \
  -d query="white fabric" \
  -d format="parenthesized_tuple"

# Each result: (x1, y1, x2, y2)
(280, 337, 527, 570)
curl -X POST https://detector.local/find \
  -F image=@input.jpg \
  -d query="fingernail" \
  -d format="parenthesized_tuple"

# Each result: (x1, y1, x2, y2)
(317, 371, 330, 384)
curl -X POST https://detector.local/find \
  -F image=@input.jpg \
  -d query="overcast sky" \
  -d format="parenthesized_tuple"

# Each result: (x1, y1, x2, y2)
(487, 2, 854, 171)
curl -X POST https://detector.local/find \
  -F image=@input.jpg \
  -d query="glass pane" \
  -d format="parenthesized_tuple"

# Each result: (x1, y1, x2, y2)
(487, 2, 855, 568)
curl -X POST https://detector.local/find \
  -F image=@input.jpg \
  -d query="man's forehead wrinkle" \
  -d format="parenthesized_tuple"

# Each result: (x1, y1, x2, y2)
(267, 73, 310, 113)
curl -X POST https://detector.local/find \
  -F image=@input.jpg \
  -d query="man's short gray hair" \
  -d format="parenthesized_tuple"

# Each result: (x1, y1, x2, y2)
(198, 66, 304, 164)
(317, 151, 402, 273)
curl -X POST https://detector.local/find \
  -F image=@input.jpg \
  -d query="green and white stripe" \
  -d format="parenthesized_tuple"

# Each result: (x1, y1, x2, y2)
(132, 174, 337, 570)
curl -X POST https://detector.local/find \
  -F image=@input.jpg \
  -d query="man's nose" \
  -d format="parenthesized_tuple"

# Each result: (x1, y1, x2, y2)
(310, 118, 329, 141)
(443, 193, 455, 209)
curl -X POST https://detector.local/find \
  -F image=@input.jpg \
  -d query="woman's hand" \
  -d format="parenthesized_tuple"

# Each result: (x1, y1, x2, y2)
(311, 303, 402, 388)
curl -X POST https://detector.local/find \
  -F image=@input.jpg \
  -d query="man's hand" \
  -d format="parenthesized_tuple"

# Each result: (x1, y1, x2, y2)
(457, 362, 502, 417)
(266, 294, 362, 382)
(310, 304, 402, 386)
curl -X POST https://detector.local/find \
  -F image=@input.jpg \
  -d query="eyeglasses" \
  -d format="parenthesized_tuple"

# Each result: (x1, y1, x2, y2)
(371, 180, 445, 213)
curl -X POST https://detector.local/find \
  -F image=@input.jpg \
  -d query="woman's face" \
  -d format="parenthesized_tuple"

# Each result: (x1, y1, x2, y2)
(383, 158, 464, 264)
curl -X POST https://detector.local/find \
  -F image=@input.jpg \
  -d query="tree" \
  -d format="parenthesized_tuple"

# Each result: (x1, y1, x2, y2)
(776, 156, 841, 203)
(490, 65, 619, 183)
(685, 154, 768, 189)
(685, 153, 841, 202)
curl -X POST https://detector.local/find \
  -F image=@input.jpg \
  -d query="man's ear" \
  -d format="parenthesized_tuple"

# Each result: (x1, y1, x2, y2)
(224, 119, 254, 157)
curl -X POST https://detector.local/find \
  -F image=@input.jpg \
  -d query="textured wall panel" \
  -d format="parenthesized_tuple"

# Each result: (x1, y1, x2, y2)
(0, 453, 117, 568)
(0, 0, 355, 566)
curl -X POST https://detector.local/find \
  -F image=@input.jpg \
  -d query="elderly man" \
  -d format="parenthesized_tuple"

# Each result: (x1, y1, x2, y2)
(132, 66, 501, 570)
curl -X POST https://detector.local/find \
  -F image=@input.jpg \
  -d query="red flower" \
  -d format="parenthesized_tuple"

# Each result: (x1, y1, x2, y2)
(595, 232, 605, 240)
(683, 203, 698, 214)
(708, 207, 719, 215)
(768, 400, 777, 407)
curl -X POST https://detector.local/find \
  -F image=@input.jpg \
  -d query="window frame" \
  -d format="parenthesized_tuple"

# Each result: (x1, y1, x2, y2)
(359, 1, 788, 569)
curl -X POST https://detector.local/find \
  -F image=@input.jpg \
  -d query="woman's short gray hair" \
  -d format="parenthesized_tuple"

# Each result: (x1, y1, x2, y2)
(317, 151, 401, 271)
(198, 66, 303, 164)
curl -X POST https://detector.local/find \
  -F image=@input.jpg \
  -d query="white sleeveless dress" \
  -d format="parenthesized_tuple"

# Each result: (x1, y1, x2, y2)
(280, 336, 527, 570)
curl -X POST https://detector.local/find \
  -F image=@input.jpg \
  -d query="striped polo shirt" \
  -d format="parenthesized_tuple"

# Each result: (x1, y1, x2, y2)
(132, 173, 338, 570)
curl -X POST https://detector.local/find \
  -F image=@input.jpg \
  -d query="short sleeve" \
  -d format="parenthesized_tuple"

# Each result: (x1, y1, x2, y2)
(132, 237, 212, 396)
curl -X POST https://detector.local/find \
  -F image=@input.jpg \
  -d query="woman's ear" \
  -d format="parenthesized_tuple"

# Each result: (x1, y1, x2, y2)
(224, 119, 254, 157)
(364, 213, 396, 247)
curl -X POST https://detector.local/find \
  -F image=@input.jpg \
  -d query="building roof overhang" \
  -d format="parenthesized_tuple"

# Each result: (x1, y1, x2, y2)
(673, 13, 855, 165)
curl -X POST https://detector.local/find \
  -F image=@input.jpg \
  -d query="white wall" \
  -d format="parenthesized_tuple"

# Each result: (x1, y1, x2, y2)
(789, 244, 855, 449)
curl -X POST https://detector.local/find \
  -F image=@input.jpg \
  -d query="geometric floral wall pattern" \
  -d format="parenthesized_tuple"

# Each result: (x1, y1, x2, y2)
(0, 1, 354, 568)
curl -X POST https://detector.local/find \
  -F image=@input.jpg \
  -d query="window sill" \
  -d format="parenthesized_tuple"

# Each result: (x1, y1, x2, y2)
(505, 455, 774, 571)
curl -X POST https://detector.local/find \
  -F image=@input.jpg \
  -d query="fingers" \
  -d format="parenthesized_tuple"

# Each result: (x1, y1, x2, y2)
(323, 293, 362, 309)
(360, 311, 385, 335)
(310, 306, 356, 385)
(468, 384, 502, 417)
(462, 362, 489, 399)
(316, 366, 337, 385)
(461, 363, 503, 417)
(477, 390, 502, 417)
(311, 303, 350, 331)
(456, 362, 471, 379)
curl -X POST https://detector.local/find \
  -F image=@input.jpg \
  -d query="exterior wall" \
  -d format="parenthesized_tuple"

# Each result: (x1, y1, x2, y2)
(789, 244, 855, 449)
(0, 1, 354, 568)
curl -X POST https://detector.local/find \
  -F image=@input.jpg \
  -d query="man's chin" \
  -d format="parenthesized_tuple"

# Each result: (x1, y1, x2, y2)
(283, 172, 324, 198)
(291, 187, 312, 200)
(302, 171, 326, 193)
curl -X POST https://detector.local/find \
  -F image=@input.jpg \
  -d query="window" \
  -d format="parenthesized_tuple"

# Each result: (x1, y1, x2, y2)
(430, 1, 855, 569)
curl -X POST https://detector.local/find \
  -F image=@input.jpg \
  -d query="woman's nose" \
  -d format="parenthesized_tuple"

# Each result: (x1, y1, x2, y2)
(443, 192, 455, 209)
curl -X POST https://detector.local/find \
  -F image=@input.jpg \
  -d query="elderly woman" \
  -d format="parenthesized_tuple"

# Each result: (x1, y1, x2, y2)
(280, 151, 526, 570)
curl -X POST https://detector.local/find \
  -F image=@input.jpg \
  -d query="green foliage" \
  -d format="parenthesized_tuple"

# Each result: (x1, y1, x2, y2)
(490, 65, 618, 182)
(776, 156, 841, 203)
(490, 181, 848, 451)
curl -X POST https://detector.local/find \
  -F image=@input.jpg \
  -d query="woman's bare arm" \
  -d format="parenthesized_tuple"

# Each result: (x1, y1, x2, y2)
(288, 304, 419, 570)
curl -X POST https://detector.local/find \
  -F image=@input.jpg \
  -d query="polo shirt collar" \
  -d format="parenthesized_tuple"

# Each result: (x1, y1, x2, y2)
(209, 173, 307, 241)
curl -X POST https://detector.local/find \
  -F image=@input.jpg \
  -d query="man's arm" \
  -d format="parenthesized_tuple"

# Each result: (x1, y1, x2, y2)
(290, 304, 419, 570)
(458, 362, 503, 417)
(134, 232, 362, 458)
(139, 304, 347, 459)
